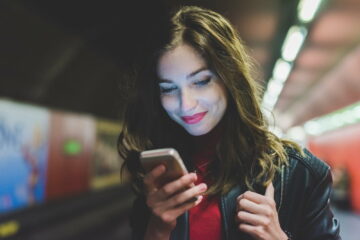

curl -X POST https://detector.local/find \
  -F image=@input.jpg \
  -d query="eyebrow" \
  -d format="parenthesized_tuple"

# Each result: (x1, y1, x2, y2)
(159, 66, 208, 83)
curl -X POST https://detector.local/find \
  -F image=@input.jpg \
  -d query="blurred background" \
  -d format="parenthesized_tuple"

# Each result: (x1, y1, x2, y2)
(0, 0, 359, 239)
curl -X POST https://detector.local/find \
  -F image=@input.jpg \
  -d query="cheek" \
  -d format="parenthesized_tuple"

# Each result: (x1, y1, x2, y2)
(206, 87, 228, 109)
(160, 96, 178, 112)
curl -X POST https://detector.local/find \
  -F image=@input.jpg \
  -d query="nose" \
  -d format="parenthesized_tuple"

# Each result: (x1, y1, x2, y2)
(180, 89, 197, 113)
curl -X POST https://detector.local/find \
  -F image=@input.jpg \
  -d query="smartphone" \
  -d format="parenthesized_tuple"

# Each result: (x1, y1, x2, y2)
(140, 148, 190, 187)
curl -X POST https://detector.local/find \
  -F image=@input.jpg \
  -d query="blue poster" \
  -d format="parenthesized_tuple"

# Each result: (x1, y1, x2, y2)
(0, 100, 49, 214)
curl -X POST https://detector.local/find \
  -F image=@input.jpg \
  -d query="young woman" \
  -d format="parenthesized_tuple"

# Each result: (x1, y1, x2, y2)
(118, 6, 341, 240)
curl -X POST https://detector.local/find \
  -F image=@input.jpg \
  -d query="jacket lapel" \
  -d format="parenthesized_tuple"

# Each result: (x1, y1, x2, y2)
(169, 169, 283, 240)
(221, 184, 254, 240)
(170, 211, 188, 240)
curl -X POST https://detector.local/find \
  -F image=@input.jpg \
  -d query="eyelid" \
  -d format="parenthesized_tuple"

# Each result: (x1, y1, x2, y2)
(200, 76, 211, 81)
(159, 82, 175, 86)
(189, 69, 212, 78)
(194, 77, 211, 84)
(159, 85, 178, 94)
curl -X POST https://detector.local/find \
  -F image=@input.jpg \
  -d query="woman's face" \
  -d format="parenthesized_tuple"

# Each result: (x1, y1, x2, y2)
(157, 44, 228, 136)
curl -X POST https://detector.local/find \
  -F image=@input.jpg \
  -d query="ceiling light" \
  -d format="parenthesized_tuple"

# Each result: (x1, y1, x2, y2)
(304, 120, 322, 135)
(272, 59, 292, 82)
(281, 26, 307, 62)
(303, 101, 360, 135)
(285, 126, 306, 145)
(269, 125, 284, 138)
(262, 91, 277, 110)
(267, 78, 284, 97)
(261, 78, 284, 111)
(298, 0, 322, 23)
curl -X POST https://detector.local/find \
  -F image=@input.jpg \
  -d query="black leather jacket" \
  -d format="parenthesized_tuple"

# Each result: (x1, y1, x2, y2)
(130, 148, 341, 240)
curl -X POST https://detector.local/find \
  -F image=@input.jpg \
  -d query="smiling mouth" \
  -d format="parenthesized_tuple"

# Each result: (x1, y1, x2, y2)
(181, 112, 207, 124)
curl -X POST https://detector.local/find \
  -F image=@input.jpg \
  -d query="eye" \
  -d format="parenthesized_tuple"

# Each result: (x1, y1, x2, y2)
(159, 85, 178, 94)
(194, 77, 211, 87)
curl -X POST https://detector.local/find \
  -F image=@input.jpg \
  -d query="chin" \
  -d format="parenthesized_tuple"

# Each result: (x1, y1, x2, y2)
(185, 125, 213, 136)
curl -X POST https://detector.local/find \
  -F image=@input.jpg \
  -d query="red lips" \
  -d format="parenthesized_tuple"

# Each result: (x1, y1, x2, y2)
(181, 112, 207, 124)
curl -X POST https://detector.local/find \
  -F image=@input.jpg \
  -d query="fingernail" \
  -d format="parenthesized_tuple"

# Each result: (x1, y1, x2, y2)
(196, 195, 203, 204)
(190, 172, 197, 180)
(159, 164, 166, 172)
(199, 183, 207, 191)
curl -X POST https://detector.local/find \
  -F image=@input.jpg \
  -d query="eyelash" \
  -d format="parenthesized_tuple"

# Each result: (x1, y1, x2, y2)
(160, 86, 178, 94)
(194, 77, 211, 87)
(159, 77, 211, 94)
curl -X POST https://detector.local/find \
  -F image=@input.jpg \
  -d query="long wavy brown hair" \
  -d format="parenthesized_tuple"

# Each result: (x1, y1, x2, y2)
(118, 6, 301, 196)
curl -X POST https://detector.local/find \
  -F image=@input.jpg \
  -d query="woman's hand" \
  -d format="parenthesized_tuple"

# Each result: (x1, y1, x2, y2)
(235, 183, 288, 240)
(143, 164, 207, 239)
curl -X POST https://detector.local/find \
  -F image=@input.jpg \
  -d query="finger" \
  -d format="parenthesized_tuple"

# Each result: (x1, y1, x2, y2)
(143, 164, 166, 191)
(265, 182, 274, 199)
(168, 195, 204, 218)
(240, 191, 267, 205)
(159, 173, 198, 198)
(236, 211, 269, 226)
(238, 224, 261, 238)
(236, 193, 243, 201)
(170, 183, 207, 206)
(153, 194, 204, 223)
(157, 183, 207, 211)
(146, 172, 198, 210)
(236, 193, 246, 212)
(238, 198, 266, 214)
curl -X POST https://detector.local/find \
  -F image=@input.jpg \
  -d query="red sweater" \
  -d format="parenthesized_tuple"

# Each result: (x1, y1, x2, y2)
(188, 126, 222, 240)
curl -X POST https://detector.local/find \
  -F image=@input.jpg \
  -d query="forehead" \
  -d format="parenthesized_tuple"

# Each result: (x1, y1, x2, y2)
(157, 44, 207, 80)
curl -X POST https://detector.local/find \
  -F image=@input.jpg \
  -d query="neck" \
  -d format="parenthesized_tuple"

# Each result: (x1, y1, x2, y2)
(191, 121, 223, 154)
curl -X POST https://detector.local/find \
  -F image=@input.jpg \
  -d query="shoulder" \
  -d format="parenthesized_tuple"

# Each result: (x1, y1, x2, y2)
(281, 146, 332, 199)
(285, 146, 331, 182)
(279, 147, 340, 239)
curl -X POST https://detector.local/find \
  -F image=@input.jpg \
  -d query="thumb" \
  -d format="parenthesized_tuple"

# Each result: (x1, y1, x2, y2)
(265, 182, 274, 199)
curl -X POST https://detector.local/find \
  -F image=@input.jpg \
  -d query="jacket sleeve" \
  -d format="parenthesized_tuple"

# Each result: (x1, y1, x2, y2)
(300, 167, 341, 240)
(130, 195, 151, 240)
